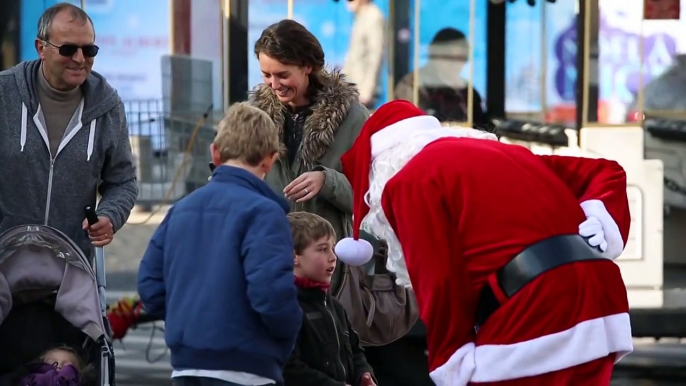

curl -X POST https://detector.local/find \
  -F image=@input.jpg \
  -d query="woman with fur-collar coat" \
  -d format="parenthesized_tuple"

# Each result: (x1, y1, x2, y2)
(250, 19, 369, 293)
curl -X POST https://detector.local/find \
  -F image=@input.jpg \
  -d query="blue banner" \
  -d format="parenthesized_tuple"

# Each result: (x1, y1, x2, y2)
(21, 0, 170, 101)
(247, 0, 487, 108)
(410, 0, 487, 105)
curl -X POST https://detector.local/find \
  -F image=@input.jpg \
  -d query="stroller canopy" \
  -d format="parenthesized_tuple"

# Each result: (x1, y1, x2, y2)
(0, 225, 107, 341)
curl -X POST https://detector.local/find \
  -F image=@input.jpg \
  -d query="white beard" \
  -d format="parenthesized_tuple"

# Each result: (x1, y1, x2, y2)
(360, 125, 498, 288)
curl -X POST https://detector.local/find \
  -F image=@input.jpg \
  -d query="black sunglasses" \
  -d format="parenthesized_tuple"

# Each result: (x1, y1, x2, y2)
(44, 41, 99, 58)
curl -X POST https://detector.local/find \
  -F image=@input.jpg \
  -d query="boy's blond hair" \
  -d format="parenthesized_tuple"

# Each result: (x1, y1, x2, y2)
(214, 102, 279, 166)
(287, 212, 336, 254)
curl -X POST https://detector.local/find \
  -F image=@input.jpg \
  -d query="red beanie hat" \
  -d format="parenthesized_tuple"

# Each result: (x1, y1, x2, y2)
(335, 100, 427, 266)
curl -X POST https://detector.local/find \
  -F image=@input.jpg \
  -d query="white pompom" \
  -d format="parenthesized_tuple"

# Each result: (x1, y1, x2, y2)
(335, 237, 374, 266)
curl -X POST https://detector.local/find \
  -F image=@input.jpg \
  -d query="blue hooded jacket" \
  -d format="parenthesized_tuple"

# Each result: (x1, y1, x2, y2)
(137, 165, 302, 383)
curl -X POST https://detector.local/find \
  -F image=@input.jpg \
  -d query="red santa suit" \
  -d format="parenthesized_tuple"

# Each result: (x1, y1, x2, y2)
(334, 100, 633, 385)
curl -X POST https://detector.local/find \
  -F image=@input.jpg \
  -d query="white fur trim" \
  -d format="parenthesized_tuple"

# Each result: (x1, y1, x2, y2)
(429, 342, 476, 386)
(335, 237, 374, 266)
(363, 122, 498, 288)
(429, 313, 633, 385)
(370, 116, 442, 159)
(580, 199, 624, 259)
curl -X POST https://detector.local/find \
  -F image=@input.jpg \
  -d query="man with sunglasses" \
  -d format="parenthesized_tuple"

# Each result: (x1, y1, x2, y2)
(0, 3, 137, 258)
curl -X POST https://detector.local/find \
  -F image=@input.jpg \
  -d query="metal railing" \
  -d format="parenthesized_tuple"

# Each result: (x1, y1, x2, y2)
(123, 55, 217, 211)
(125, 99, 215, 209)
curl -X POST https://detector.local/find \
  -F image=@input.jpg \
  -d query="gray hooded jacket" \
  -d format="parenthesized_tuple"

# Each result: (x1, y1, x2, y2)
(0, 60, 138, 256)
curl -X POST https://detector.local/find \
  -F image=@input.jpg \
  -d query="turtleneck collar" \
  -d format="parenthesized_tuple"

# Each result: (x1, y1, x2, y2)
(37, 63, 82, 102)
(294, 275, 331, 292)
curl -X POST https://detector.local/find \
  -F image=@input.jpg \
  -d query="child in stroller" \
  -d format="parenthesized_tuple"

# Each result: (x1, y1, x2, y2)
(0, 222, 115, 386)
(4, 345, 94, 385)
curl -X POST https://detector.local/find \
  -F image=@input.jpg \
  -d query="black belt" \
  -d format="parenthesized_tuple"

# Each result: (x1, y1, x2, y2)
(475, 234, 608, 329)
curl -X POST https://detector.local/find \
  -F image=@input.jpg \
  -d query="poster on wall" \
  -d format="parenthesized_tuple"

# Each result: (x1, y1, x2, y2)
(189, 0, 222, 113)
(410, 0, 487, 105)
(598, 0, 683, 122)
(246, 1, 289, 93)
(506, 0, 686, 124)
(21, 0, 170, 102)
(504, 2, 547, 113)
(504, 0, 578, 121)
(246, 0, 484, 108)
(246, 0, 378, 100)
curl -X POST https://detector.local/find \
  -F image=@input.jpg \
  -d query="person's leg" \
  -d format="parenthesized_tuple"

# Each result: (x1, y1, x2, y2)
(364, 335, 435, 386)
(172, 376, 249, 386)
(171, 376, 201, 386)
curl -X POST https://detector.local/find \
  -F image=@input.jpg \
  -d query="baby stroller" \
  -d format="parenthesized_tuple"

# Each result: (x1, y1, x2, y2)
(0, 207, 114, 385)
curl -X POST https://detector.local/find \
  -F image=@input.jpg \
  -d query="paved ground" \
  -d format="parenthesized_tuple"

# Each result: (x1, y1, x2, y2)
(613, 340, 686, 385)
(106, 207, 686, 385)
(105, 208, 171, 384)
(106, 207, 169, 291)
(109, 320, 686, 385)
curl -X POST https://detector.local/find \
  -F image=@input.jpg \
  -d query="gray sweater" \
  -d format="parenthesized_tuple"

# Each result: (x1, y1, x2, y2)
(0, 60, 138, 257)
(36, 63, 83, 156)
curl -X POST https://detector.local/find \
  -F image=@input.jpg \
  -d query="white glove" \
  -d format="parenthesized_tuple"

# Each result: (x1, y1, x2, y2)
(578, 216, 608, 252)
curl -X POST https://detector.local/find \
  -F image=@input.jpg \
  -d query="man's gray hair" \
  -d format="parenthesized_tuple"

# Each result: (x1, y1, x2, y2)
(37, 2, 95, 41)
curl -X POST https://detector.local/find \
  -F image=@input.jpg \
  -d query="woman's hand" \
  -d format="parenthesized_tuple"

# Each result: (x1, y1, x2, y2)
(284, 171, 326, 202)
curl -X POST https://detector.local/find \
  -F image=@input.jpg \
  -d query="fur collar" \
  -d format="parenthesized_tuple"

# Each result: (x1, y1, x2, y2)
(249, 70, 359, 168)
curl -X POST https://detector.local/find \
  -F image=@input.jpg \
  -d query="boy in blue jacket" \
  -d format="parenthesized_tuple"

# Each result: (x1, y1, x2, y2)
(137, 102, 302, 386)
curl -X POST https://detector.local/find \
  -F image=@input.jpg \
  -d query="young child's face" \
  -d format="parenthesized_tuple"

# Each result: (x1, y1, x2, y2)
(295, 236, 337, 283)
(43, 348, 79, 371)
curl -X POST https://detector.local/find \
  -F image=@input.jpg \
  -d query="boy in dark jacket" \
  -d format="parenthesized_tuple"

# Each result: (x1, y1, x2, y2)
(137, 103, 302, 386)
(284, 212, 376, 386)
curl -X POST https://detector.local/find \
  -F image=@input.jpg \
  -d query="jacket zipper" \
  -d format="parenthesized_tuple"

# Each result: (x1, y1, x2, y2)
(285, 163, 300, 211)
(44, 141, 67, 225)
(324, 296, 346, 379)
(44, 157, 55, 225)
(287, 113, 304, 212)
(333, 265, 349, 298)
(34, 102, 87, 225)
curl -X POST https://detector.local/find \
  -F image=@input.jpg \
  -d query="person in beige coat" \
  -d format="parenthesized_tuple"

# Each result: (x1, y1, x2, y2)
(342, 0, 385, 109)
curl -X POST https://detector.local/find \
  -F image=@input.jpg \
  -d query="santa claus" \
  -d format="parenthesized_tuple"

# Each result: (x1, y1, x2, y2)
(335, 100, 633, 385)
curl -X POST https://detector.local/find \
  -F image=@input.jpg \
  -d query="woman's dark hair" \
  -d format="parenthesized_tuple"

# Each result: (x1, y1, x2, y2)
(254, 19, 327, 94)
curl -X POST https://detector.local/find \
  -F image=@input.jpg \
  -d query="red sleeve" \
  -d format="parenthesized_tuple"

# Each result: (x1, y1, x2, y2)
(538, 155, 631, 258)
(381, 175, 476, 384)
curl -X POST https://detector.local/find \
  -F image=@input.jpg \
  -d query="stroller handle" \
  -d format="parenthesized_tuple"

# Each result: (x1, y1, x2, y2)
(85, 205, 99, 226)
(84, 205, 108, 329)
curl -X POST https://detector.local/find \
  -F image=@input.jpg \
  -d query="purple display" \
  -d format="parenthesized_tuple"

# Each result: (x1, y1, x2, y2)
(554, 15, 677, 101)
